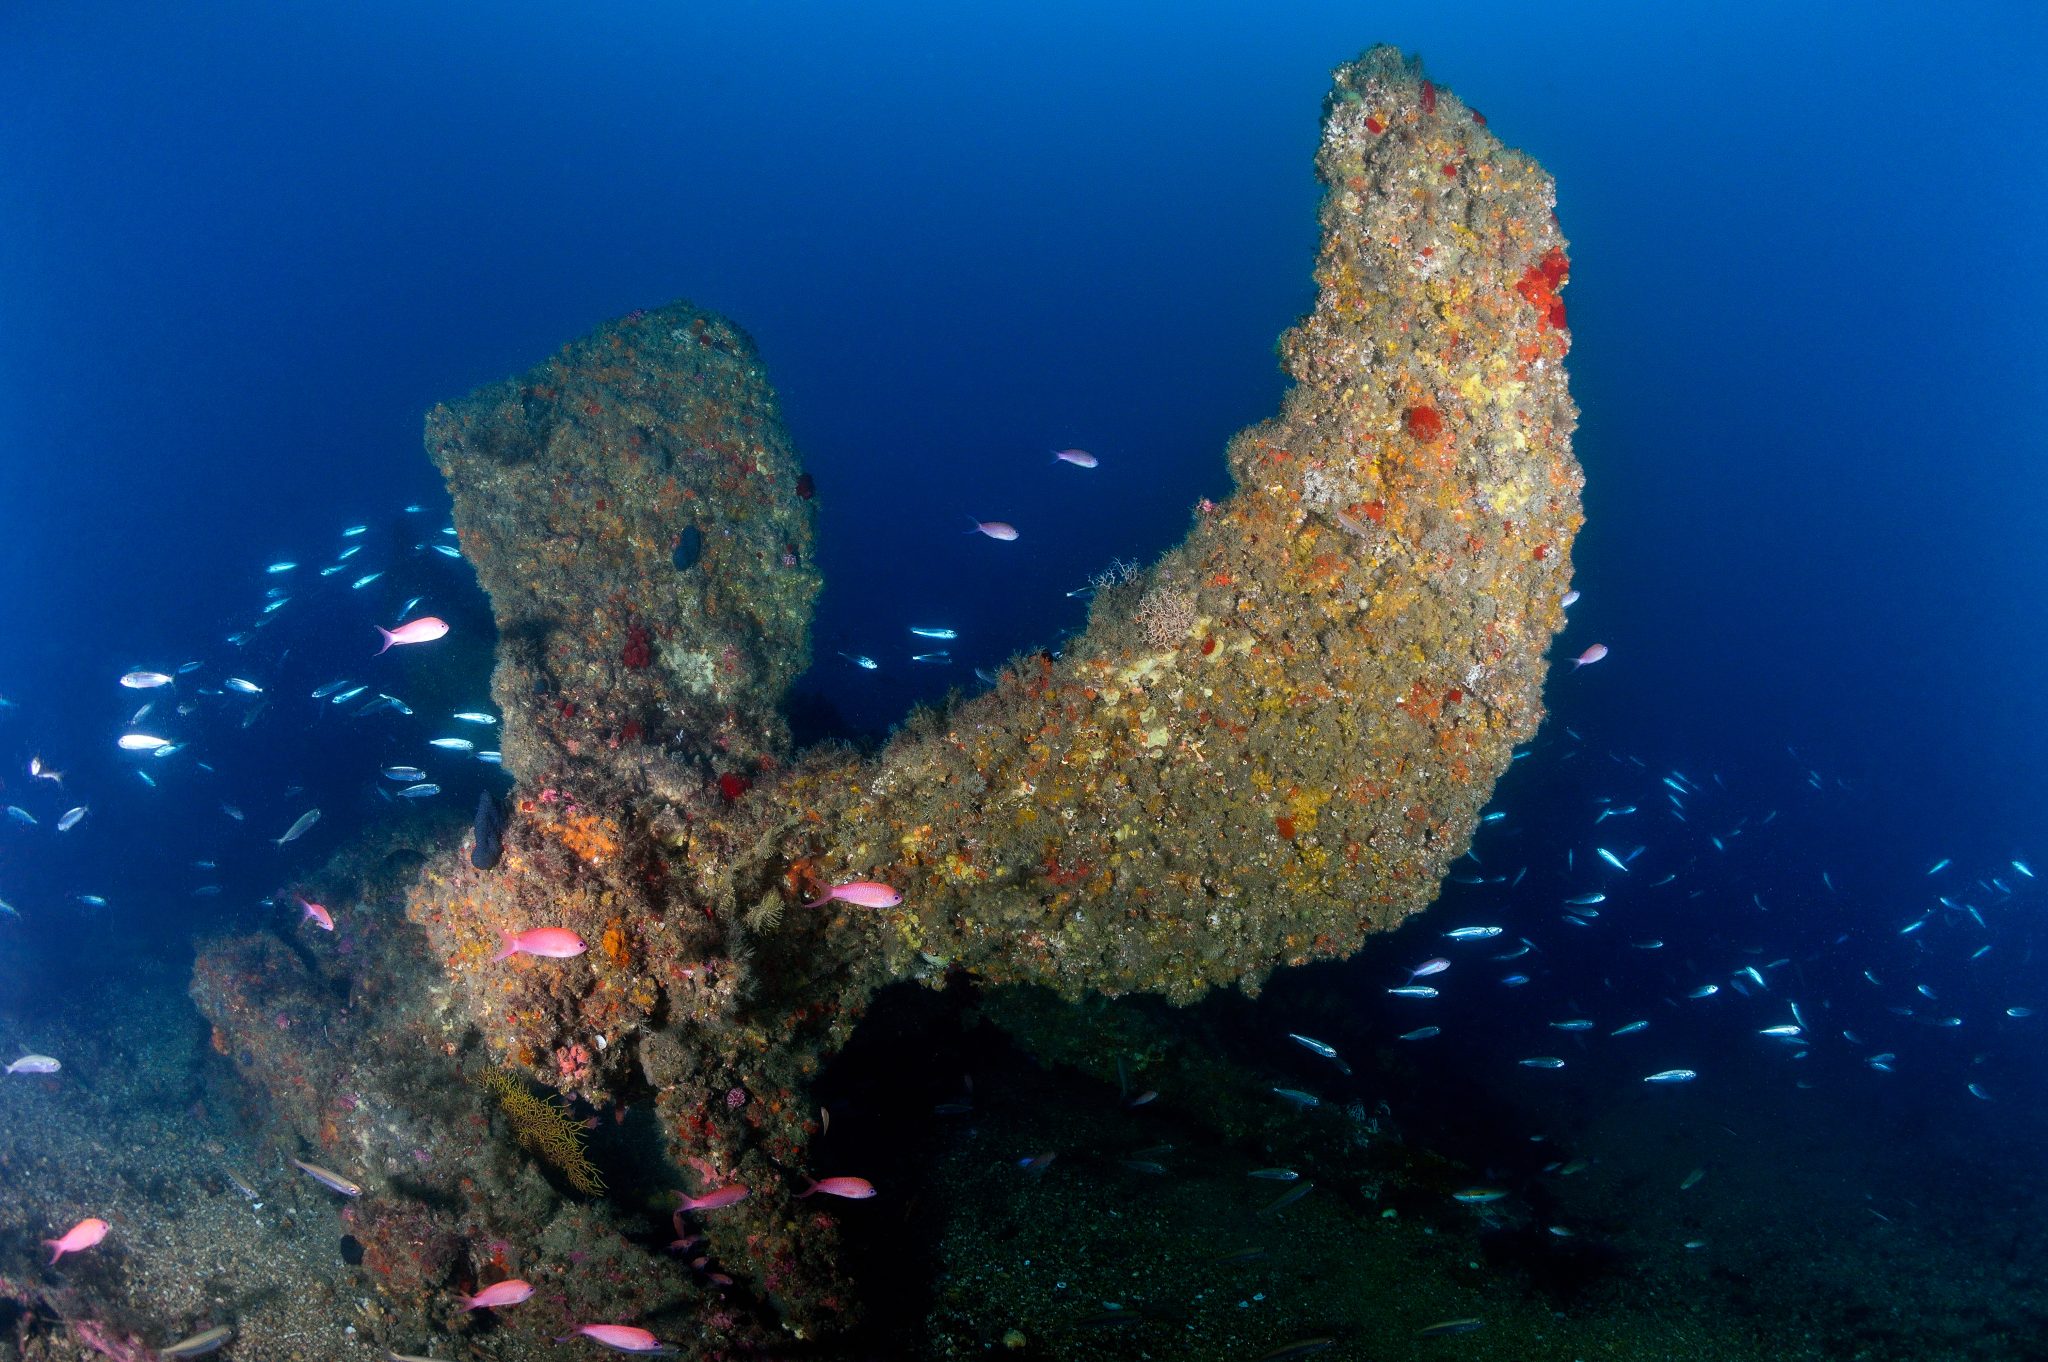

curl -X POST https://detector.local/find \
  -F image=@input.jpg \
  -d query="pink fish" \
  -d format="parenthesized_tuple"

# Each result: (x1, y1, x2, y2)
(1572, 643, 1609, 669)
(799, 1176, 877, 1200)
(560, 1323, 670, 1353)
(1409, 957, 1451, 978)
(375, 615, 450, 654)
(803, 881, 903, 910)
(492, 927, 588, 962)
(964, 518, 1019, 541)
(675, 1184, 749, 1212)
(45, 1217, 108, 1264)
(1051, 448, 1098, 468)
(298, 896, 334, 932)
(458, 1278, 534, 1310)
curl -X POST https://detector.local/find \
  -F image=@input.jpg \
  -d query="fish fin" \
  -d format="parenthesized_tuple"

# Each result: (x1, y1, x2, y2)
(797, 1179, 818, 1198)
(489, 930, 518, 963)
(374, 627, 395, 655)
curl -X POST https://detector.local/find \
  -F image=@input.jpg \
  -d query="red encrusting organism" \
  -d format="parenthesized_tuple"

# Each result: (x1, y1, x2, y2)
(621, 623, 653, 670)
(1365, 115, 1385, 134)
(1515, 246, 1571, 331)
(1404, 406, 1445, 441)
(1420, 79, 1437, 114)
(795, 472, 815, 500)
(1275, 815, 1297, 842)
(717, 772, 750, 802)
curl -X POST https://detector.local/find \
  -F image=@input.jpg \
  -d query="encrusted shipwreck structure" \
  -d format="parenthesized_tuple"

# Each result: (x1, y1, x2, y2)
(194, 46, 1579, 1355)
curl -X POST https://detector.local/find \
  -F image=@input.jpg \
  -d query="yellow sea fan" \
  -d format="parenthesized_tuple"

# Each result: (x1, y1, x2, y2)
(479, 1068, 605, 1196)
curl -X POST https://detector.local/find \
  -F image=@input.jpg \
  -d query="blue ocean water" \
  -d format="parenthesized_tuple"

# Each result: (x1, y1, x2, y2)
(3, 3, 2047, 1357)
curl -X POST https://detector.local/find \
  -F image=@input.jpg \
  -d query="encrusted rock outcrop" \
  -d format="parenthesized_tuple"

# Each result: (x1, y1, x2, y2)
(197, 45, 1580, 1355)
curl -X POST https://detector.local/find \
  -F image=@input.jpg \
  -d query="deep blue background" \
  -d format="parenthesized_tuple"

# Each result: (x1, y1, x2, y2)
(3, 0, 2044, 850)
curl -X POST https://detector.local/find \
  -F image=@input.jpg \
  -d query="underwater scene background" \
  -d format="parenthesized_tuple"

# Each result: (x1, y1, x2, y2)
(2, 3, 2046, 1360)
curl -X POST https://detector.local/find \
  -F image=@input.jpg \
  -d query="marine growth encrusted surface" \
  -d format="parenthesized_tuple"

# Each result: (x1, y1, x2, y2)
(202, 46, 1580, 1354)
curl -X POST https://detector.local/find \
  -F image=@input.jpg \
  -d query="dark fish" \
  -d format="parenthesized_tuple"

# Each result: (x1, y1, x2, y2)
(472, 792, 504, 870)
(1415, 1317, 1484, 1337)
(1252, 1339, 1335, 1361)
(1257, 1181, 1314, 1216)
(672, 524, 703, 572)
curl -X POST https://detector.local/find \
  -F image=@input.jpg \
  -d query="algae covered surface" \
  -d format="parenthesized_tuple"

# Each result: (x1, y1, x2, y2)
(376, 44, 1582, 1344)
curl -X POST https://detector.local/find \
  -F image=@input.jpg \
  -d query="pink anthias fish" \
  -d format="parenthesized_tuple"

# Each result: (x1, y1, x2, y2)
(492, 927, 588, 962)
(45, 1217, 108, 1264)
(1051, 448, 1098, 468)
(559, 1323, 672, 1353)
(675, 1184, 749, 1212)
(964, 518, 1019, 541)
(803, 881, 902, 910)
(457, 1278, 534, 1310)
(6, 1054, 60, 1075)
(297, 896, 334, 932)
(799, 1176, 877, 1200)
(375, 615, 450, 654)
(1560, 589, 1581, 607)
(1572, 643, 1609, 669)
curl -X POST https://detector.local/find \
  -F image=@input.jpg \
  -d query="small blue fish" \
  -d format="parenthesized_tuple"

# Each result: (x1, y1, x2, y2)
(1519, 1057, 1566, 1069)
(1286, 1033, 1340, 1060)
(1443, 925, 1501, 940)
(1644, 1069, 1697, 1084)
(1596, 847, 1628, 872)
(429, 738, 475, 751)
(908, 627, 957, 640)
